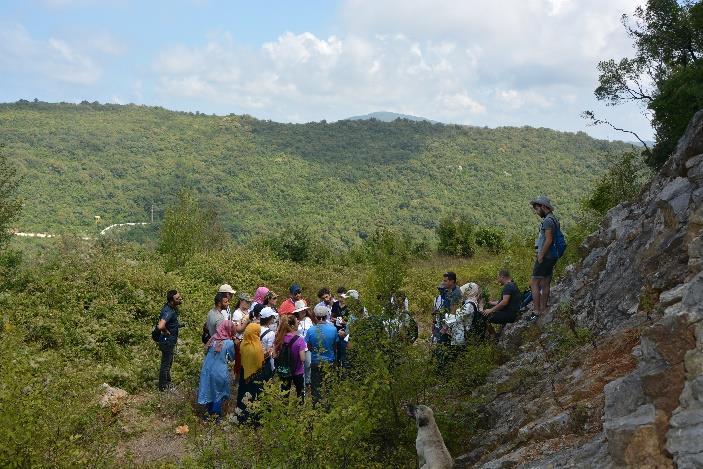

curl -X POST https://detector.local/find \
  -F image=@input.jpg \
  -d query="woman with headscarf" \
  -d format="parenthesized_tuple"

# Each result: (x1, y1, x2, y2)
(249, 286, 270, 321)
(197, 320, 236, 419)
(236, 322, 265, 423)
(445, 282, 482, 348)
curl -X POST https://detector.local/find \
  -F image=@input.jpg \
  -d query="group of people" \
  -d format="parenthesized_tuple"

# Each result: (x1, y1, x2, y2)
(156, 283, 365, 420)
(154, 195, 564, 420)
(431, 195, 564, 350)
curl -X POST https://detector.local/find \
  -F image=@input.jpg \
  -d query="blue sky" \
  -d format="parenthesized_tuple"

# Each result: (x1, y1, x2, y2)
(0, 0, 653, 140)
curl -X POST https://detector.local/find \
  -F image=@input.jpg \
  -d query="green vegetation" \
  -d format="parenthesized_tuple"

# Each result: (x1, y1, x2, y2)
(582, 151, 653, 215)
(0, 101, 633, 247)
(0, 147, 22, 249)
(587, 0, 703, 168)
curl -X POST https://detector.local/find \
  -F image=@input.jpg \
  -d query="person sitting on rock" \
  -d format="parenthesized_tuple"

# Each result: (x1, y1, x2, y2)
(445, 282, 483, 348)
(483, 270, 521, 336)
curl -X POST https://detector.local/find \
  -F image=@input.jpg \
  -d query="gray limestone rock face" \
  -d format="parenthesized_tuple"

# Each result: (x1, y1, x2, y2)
(460, 110, 703, 468)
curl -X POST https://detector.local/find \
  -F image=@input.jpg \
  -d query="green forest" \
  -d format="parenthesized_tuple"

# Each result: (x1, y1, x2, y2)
(0, 102, 633, 246)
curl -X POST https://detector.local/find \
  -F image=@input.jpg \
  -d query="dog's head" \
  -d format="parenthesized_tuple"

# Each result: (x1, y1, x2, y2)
(406, 404, 434, 428)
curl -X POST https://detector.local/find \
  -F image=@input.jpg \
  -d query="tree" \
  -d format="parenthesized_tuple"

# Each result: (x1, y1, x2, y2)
(436, 214, 476, 257)
(0, 147, 22, 250)
(158, 190, 228, 270)
(586, 0, 703, 168)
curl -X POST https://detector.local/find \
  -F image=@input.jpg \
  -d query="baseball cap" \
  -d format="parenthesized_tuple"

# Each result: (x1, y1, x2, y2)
(260, 307, 278, 319)
(289, 283, 302, 295)
(293, 300, 309, 314)
(218, 284, 236, 294)
(530, 195, 553, 209)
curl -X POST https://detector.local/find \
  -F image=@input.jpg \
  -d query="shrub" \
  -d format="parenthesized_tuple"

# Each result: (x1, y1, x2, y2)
(436, 214, 476, 257)
(158, 190, 229, 270)
(475, 227, 506, 254)
(582, 151, 651, 215)
(262, 226, 331, 264)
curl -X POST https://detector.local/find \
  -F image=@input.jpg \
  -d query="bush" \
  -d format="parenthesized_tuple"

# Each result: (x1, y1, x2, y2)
(582, 151, 651, 215)
(262, 226, 331, 264)
(436, 214, 476, 257)
(475, 227, 506, 254)
(158, 190, 229, 270)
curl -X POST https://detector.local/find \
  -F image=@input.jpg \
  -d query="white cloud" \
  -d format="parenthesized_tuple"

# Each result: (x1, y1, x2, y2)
(439, 92, 486, 114)
(0, 22, 112, 85)
(148, 0, 651, 140)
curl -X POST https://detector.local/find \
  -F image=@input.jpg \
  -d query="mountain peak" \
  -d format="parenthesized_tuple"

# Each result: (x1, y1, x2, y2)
(344, 111, 439, 124)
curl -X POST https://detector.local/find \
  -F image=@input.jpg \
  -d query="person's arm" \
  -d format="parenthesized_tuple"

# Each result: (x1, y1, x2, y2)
(158, 309, 171, 334)
(484, 294, 510, 316)
(157, 318, 170, 334)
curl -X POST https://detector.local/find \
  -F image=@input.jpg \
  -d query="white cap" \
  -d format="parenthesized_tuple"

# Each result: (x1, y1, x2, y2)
(218, 284, 236, 294)
(260, 307, 278, 319)
(293, 300, 309, 314)
(314, 304, 330, 318)
(341, 289, 359, 300)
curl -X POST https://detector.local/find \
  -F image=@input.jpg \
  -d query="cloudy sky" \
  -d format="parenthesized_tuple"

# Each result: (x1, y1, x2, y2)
(0, 0, 653, 140)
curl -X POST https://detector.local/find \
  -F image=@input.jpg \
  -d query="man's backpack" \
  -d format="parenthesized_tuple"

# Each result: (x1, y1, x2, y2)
(546, 214, 567, 258)
(151, 325, 161, 343)
(275, 335, 300, 380)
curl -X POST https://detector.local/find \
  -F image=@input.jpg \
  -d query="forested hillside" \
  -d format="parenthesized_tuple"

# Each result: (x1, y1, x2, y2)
(1, 101, 633, 246)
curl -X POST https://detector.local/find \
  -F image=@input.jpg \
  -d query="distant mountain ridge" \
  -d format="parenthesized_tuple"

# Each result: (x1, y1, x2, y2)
(344, 111, 439, 123)
(0, 102, 636, 246)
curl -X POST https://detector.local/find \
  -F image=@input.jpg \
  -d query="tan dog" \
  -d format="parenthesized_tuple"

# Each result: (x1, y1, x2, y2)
(406, 404, 453, 469)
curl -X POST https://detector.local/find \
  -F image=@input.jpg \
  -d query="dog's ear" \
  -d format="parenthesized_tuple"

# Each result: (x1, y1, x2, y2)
(417, 414, 430, 427)
(405, 404, 416, 418)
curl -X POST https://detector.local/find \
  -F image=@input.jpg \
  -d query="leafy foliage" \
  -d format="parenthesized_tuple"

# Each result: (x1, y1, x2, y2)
(0, 102, 633, 246)
(158, 190, 228, 270)
(588, 0, 703, 168)
(0, 147, 22, 250)
(475, 227, 506, 254)
(582, 151, 653, 215)
(437, 214, 477, 257)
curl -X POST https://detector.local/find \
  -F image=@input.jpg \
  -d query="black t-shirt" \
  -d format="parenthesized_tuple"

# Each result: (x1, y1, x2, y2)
(500, 282, 522, 313)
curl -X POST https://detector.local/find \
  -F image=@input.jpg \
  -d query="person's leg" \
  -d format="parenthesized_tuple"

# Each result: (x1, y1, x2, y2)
(530, 277, 542, 314)
(310, 364, 323, 405)
(281, 377, 292, 398)
(159, 343, 174, 391)
(236, 372, 247, 422)
(166, 344, 175, 384)
(293, 374, 304, 400)
(539, 278, 550, 313)
(304, 350, 311, 386)
(211, 399, 223, 416)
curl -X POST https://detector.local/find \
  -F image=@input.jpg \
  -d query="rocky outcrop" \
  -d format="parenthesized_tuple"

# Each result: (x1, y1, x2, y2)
(457, 109, 703, 468)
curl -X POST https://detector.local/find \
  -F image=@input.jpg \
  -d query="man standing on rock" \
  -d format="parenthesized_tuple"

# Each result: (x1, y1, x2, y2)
(157, 289, 183, 391)
(529, 196, 560, 321)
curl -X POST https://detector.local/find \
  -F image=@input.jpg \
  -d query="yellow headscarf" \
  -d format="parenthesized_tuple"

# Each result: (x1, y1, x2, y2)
(240, 323, 264, 381)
